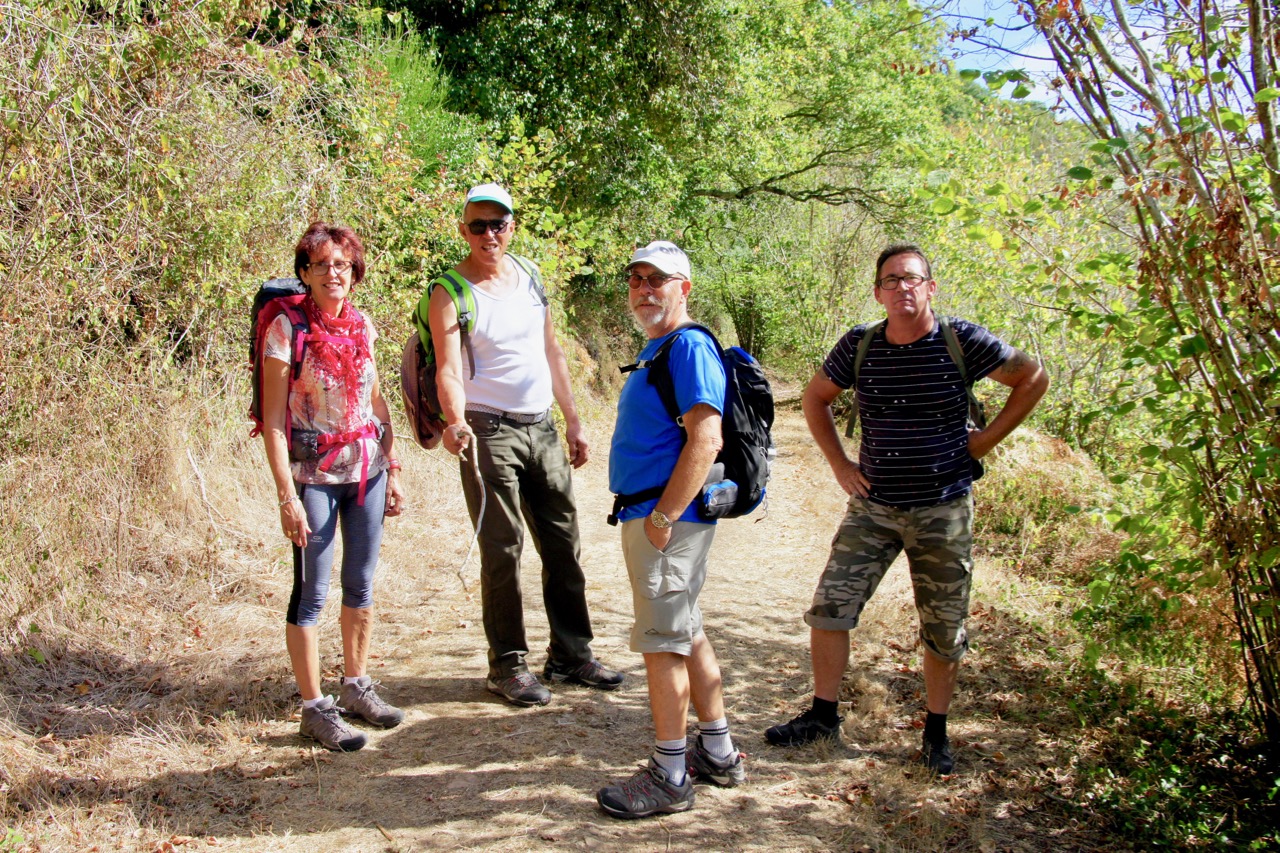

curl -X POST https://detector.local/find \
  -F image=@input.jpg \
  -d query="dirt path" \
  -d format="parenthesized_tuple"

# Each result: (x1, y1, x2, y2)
(13, 410, 1112, 851)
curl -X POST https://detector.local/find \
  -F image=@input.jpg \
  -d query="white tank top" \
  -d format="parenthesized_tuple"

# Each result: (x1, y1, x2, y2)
(463, 261, 553, 414)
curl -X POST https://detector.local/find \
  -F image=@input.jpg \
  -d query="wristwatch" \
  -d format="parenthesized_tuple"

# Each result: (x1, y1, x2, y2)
(649, 508, 673, 529)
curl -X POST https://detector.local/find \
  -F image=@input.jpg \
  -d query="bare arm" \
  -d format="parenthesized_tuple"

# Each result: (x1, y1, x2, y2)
(427, 286, 472, 455)
(261, 355, 310, 547)
(369, 371, 404, 516)
(544, 310, 589, 468)
(645, 403, 724, 550)
(968, 348, 1050, 459)
(802, 369, 869, 497)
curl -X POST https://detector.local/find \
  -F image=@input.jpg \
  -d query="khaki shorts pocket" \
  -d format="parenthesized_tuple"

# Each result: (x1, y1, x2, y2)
(635, 538, 689, 599)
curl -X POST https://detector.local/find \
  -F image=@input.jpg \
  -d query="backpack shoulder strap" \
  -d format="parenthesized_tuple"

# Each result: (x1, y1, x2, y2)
(852, 320, 884, 383)
(936, 314, 988, 429)
(648, 324, 720, 428)
(424, 268, 477, 379)
(509, 254, 549, 306)
(936, 314, 969, 383)
(845, 320, 883, 438)
(431, 269, 477, 332)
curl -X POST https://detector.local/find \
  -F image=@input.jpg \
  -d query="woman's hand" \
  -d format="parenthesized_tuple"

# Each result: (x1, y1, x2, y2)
(280, 496, 310, 548)
(384, 470, 405, 517)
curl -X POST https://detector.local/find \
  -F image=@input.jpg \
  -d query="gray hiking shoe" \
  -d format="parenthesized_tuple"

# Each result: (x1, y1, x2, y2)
(486, 671, 552, 707)
(300, 697, 368, 752)
(542, 657, 625, 691)
(339, 680, 404, 728)
(686, 734, 746, 787)
(597, 758, 695, 819)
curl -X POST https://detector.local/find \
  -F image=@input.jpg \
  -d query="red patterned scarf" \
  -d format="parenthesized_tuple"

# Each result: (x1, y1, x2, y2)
(300, 294, 370, 422)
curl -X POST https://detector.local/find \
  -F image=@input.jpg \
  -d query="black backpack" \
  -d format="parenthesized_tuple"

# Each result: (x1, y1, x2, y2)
(608, 324, 775, 525)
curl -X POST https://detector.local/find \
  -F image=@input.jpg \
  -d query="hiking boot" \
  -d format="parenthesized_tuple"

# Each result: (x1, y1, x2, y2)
(921, 734, 955, 775)
(300, 697, 368, 752)
(339, 680, 404, 728)
(542, 657, 625, 691)
(764, 707, 843, 747)
(686, 734, 746, 787)
(597, 759, 695, 819)
(486, 672, 552, 707)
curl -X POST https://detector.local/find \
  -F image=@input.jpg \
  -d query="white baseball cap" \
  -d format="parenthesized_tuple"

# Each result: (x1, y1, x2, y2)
(463, 183, 514, 214)
(626, 241, 691, 279)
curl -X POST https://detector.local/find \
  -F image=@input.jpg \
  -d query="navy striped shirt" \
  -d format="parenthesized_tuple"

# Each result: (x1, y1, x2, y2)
(822, 316, 1012, 509)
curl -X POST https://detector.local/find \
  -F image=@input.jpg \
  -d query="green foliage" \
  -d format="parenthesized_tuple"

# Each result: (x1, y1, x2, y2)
(690, 197, 881, 369)
(397, 0, 733, 204)
(378, 25, 481, 176)
(1077, 703, 1279, 848)
(936, 0, 1280, 745)
(0, 828, 25, 853)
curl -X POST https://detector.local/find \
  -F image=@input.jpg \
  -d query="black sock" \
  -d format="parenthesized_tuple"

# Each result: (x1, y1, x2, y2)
(811, 697, 840, 724)
(925, 711, 947, 745)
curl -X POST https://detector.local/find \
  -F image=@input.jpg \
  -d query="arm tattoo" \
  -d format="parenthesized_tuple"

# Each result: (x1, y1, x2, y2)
(999, 350, 1030, 378)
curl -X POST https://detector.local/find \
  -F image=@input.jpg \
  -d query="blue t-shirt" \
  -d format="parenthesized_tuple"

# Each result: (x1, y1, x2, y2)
(822, 316, 1012, 508)
(609, 328, 727, 524)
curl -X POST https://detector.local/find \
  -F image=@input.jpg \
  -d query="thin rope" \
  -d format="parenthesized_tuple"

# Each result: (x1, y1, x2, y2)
(458, 442, 485, 591)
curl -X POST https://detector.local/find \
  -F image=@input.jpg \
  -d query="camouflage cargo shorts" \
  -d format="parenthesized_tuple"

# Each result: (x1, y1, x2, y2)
(804, 494, 974, 662)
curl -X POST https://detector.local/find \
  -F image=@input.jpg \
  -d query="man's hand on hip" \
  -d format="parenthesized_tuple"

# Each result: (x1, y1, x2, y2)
(967, 426, 999, 460)
(835, 458, 870, 497)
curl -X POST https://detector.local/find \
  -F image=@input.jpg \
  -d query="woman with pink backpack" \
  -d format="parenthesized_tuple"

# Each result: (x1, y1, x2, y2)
(257, 222, 406, 751)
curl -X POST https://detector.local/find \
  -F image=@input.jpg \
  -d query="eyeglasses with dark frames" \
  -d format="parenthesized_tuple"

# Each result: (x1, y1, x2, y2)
(876, 273, 928, 290)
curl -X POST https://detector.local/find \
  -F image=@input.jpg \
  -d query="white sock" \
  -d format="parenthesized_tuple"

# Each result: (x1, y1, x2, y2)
(653, 738, 687, 784)
(302, 696, 328, 710)
(698, 718, 734, 760)
(344, 675, 370, 687)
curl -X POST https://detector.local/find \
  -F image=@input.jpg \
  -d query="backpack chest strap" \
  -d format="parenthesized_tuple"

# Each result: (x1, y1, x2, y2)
(315, 420, 382, 506)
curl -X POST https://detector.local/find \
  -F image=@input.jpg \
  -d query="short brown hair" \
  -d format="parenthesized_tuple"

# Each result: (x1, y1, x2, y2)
(294, 222, 366, 284)
(874, 242, 932, 284)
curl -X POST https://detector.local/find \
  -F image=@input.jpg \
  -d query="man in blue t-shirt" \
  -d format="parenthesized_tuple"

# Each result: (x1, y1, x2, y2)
(595, 241, 745, 819)
(764, 242, 1048, 775)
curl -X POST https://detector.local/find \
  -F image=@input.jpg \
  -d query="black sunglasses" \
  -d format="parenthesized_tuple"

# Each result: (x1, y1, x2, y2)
(465, 218, 513, 235)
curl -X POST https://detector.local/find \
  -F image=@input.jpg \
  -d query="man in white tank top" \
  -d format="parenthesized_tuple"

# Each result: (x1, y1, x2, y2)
(423, 183, 623, 707)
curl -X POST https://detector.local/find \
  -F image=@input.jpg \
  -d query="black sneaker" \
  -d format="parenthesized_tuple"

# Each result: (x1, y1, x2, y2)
(597, 759, 695, 819)
(486, 672, 552, 707)
(543, 658, 625, 691)
(686, 734, 746, 787)
(921, 734, 954, 774)
(764, 707, 843, 747)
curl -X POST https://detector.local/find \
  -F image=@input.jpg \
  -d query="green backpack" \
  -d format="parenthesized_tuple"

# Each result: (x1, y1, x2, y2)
(400, 254, 547, 449)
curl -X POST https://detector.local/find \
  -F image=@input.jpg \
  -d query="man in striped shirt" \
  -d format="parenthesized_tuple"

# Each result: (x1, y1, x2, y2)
(764, 243, 1048, 774)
